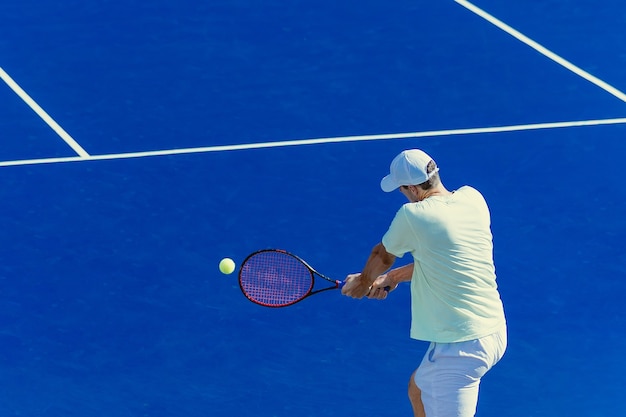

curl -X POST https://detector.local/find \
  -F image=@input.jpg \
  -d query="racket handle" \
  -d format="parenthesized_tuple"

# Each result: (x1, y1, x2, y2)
(337, 280, 390, 292)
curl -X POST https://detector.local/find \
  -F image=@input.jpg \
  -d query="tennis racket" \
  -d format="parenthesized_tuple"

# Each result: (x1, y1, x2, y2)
(238, 249, 388, 308)
(238, 249, 341, 307)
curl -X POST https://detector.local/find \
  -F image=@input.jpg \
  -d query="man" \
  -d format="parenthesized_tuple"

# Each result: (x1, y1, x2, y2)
(341, 149, 507, 417)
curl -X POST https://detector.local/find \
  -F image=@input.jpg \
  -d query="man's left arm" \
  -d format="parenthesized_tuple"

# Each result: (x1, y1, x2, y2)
(341, 242, 395, 299)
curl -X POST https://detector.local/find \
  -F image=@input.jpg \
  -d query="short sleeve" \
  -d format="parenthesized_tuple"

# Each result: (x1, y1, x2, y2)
(382, 205, 417, 258)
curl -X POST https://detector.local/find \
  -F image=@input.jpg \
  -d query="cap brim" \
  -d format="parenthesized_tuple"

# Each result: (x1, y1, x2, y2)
(380, 175, 398, 192)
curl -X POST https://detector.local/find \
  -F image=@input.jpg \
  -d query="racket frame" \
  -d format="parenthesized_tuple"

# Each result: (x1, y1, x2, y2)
(238, 249, 342, 308)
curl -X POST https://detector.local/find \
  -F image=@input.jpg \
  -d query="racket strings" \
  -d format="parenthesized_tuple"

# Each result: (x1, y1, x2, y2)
(240, 251, 314, 306)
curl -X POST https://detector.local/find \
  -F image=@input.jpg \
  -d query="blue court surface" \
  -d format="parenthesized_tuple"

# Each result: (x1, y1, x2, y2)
(1, 1, 625, 416)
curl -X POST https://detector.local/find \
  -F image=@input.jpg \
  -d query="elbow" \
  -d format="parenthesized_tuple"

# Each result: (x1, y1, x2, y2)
(373, 242, 395, 270)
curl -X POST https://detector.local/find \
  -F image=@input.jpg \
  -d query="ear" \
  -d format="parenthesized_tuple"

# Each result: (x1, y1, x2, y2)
(406, 185, 418, 199)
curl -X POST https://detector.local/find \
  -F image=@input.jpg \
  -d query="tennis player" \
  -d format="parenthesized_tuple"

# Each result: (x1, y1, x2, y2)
(341, 149, 507, 417)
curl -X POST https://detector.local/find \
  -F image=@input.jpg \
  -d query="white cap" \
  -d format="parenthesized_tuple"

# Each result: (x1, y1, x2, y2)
(380, 149, 439, 192)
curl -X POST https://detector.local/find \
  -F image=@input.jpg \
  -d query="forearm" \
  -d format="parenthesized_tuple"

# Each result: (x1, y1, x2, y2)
(359, 242, 396, 286)
(386, 263, 414, 285)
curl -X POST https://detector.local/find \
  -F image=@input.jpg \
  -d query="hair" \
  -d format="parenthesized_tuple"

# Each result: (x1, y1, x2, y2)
(418, 160, 440, 190)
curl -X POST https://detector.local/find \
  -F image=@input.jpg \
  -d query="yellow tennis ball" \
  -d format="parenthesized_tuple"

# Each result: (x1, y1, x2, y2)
(219, 258, 236, 275)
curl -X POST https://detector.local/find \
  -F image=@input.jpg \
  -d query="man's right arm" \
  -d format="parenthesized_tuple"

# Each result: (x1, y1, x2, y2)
(386, 263, 414, 284)
(367, 263, 414, 299)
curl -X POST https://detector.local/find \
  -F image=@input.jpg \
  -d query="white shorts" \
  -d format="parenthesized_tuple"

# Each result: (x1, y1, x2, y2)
(413, 326, 507, 417)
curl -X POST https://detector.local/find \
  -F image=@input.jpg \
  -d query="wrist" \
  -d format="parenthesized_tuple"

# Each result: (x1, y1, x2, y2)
(386, 270, 401, 286)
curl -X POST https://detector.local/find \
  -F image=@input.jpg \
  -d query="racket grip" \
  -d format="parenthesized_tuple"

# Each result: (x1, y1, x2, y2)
(337, 280, 390, 292)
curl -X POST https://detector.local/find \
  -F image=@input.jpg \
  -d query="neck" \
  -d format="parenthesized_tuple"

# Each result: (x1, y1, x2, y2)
(417, 185, 450, 201)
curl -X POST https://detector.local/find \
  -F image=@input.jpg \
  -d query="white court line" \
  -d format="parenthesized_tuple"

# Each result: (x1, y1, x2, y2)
(455, 0, 626, 103)
(3, 2, 624, 168)
(0, 66, 91, 158)
(1, 117, 626, 167)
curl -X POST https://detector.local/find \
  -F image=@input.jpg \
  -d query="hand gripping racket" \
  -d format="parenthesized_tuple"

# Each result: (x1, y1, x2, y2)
(238, 249, 388, 308)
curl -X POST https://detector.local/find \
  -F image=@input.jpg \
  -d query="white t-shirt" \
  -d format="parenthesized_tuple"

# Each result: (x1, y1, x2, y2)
(382, 186, 506, 343)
